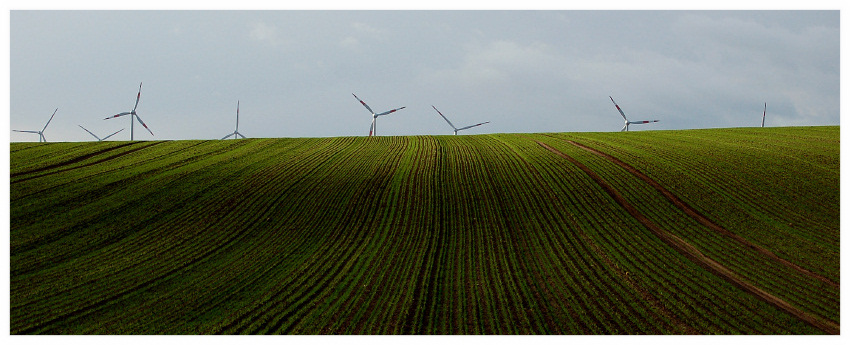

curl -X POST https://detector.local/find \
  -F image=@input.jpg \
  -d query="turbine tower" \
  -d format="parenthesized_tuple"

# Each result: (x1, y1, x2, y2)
(432, 105, 490, 135)
(352, 93, 405, 136)
(13, 108, 58, 142)
(221, 101, 246, 140)
(762, 102, 767, 128)
(104, 82, 153, 140)
(79, 125, 125, 141)
(609, 96, 658, 132)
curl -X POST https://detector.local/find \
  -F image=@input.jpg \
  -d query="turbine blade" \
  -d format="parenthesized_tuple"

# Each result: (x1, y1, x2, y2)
(78, 125, 101, 140)
(105, 112, 132, 120)
(102, 128, 125, 140)
(376, 106, 406, 117)
(369, 118, 375, 136)
(133, 82, 142, 112)
(610, 96, 628, 121)
(236, 100, 240, 131)
(432, 106, 457, 130)
(134, 114, 154, 136)
(621, 124, 628, 132)
(222, 132, 235, 140)
(353, 93, 375, 114)
(13, 130, 40, 134)
(457, 121, 490, 131)
(42, 108, 58, 132)
(238, 132, 246, 139)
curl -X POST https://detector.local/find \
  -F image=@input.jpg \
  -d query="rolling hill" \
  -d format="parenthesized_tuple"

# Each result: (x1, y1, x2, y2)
(9, 126, 839, 334)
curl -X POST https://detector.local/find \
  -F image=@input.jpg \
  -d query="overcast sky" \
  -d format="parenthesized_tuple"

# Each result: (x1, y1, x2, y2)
(8, 8, 840, 141)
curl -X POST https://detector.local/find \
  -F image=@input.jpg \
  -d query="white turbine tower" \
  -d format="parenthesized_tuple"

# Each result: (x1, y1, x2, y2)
(13, 108, 58, 142)
(221, 101, 246, 140)
(79, 125, 125, 141)
(352, 93, 405, 136)
(610, 96, 658, 132)
(432, 106, 490, 135)
(104, 82, 153, 140)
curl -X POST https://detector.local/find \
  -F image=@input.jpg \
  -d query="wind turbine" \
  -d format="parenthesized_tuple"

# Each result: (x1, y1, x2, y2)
(104, 82, 153, 140)
(761, 102, 767, 128)
(13, 108, 58, 142)
(352, 93, 405, 136)
(79, 125, 125, 141)
(609, 96, 658, 132)
(432, 105, 490, 135)
(221, 100, 246, 140)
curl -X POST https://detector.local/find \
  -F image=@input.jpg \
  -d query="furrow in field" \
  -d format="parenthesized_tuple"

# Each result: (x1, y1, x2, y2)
(536, 141, 839, 335)
(479, 135, 651, 333)
(11, 138, 332, 333)
(214, 137, 410, 334)
(497, 135, 696, 334)
(468, 137, 542, 333)
(10, 140, 258, 275)
(11, 141, 163, 183)
(281, 136, 418, 334)
(260, 137, 411, 334)
(547, 138, 839, 323)
(515, 135, 740, 333)
(77, 140, 322, 333)
(97, 137, 349, 333)
(532, 136, 833, 325)
(318, 136, 436, 334)
(560, 133, 838, 256)
(162, 138, 362, 334)
(564, 139, 838, 289)
(10, 142, 127, 175)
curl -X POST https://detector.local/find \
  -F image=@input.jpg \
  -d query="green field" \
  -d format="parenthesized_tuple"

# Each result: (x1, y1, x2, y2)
(9, 126, 839, 334)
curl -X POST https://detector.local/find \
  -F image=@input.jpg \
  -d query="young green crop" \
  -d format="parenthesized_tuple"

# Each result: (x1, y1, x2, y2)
(10, 127, 838, 334)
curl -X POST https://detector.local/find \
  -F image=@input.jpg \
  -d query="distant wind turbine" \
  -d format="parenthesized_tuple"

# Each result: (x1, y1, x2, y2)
(13, 108, 58, 142)
(352, 93, 405, 136)
(104, 82, 153, 140)
(221, 101, 246, 140)
(79, 125, 125, 141)
(432, 106, 490, 135)
(609, 96, 659, 132)
(762, 102, 767, 128)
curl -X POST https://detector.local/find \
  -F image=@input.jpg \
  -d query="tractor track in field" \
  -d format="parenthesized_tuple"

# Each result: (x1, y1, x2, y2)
(559, 138, 839, 290)
(535, 141, 840, 335)
(10, 141, 164, 184)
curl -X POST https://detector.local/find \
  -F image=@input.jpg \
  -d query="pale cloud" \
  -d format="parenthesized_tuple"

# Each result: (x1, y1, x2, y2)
(248, 21, 279, 46)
